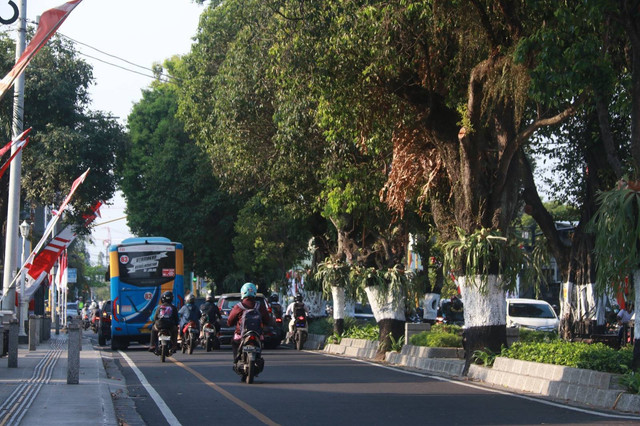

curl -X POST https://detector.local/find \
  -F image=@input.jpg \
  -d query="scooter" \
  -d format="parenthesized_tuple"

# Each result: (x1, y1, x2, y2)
(291, 314, 308, 351)
(155, 329, 173, 363)
(180, 320, 200, 355)
(233, 330, 264, 384)
(201, 321, 220, 352)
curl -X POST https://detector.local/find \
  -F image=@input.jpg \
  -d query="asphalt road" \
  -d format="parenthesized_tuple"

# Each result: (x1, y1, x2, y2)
(97, 340, 640, 426)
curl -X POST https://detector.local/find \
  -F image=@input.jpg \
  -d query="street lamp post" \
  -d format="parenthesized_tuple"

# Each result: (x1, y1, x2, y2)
(18, 220, 30, 337)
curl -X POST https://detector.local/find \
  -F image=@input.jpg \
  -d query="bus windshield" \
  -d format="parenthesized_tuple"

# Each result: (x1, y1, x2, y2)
(117, 245, 177, 287)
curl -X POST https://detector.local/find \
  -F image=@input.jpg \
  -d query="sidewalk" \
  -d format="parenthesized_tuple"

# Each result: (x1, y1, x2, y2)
(0, 330, 117, 426)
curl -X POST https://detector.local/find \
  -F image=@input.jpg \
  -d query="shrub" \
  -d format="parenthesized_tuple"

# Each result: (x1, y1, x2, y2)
(517, 328, 559, 343)
(619, 371, 640, 394)
(472, 348, 498, 366)
(308, 317, 333, 336)
(409, 330, 463, 348)
(343, 323, 379, 341)
(430, 323, 463, 335)
(501, 340, 632, 374)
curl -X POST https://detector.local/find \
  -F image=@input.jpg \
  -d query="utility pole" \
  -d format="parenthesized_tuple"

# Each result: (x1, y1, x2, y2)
(1, 0, 26, 312)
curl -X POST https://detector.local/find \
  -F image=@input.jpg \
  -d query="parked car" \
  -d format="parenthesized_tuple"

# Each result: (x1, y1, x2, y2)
(97, 300, 112, 346)
(66, 302, 79, 323)
(506, 298, 559, 332)
(353, 303, 375, 322)
(217, 293, 282, 349)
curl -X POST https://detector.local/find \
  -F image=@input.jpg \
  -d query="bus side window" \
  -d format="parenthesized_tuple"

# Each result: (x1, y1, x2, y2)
(105, 268, 110, 282)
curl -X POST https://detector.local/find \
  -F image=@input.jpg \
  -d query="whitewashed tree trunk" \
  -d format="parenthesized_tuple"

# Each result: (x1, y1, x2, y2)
(303, 290, 325, 318)
(457, 275, 507, 372)
(331, 285, 347, 335)
(559, 281, 574, 338)
(365, 284, 406, 359)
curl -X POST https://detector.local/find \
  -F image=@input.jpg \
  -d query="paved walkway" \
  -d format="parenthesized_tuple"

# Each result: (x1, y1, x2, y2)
(0, 331, 117, 426)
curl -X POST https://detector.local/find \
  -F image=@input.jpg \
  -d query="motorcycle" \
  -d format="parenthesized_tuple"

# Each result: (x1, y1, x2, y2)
(291, 314, 308, 351)
(233, 330, 264, 384)
(155, 329, 173, 362)
(180, 320, 200, 355)
(201, 321, 220, 352)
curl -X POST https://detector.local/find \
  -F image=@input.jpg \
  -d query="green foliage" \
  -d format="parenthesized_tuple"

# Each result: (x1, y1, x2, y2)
(430, 323, 463, 335)
(315, 259, 355, 299)
(122, 75, 238, 283)
(472, 348, 498, 367)
(308, 317, 334, 336)
(233, 194, 311, 285)
(342, 322, 380, 341)
(0, 32, 125, 229)
(517, 328, 559, 343)
(501, 341, 632, 374)
(389, 334, 405, 352)
(590, 188, 640, 295)
(409, 329, 463, 348)
(443, 227, 547, 293)
(619, 372, 640, 394)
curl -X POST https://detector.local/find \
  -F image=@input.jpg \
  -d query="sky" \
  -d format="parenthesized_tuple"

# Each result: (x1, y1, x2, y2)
(3, 0, 207, 263)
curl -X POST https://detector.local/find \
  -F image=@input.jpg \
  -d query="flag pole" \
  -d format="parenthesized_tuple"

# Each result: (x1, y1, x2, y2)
(2, 0, 27, 312)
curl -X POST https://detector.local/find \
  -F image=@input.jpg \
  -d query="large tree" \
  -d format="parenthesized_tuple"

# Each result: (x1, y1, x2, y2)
(122, 67, 238, 284)
(0, 32, 125, 248)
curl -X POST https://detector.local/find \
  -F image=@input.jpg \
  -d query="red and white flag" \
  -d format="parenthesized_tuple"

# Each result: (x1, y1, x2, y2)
(18, 199, 100, 300)
(56, 250, 68, 292)
(0, 0, 84, 102)
(0, 127, 31, 157)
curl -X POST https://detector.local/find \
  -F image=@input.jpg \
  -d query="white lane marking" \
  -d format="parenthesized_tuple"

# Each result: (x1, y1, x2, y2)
(118, 350, 182, 426)
(318, 352, 640, 421)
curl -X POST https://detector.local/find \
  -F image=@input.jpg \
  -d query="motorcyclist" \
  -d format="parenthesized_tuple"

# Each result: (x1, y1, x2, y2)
(269, 293, 283, 322)
(227, 282, 270, 361)
(178, 293, 201, 341)
(149, 291, 179, 352)
(199, 292, 222, 337)
(89, 301, 101, 330)
(285, 294, 309, 342)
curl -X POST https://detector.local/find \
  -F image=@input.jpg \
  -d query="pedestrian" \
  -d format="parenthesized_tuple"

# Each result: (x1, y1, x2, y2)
(617, 306, 633, 347)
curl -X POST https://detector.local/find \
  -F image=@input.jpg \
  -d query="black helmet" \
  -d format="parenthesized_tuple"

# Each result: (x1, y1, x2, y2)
(295, 294, 303, 303)
(161, 291, 173, 304)
(205, 294, 214, 302)
(269, 293, 279, 303)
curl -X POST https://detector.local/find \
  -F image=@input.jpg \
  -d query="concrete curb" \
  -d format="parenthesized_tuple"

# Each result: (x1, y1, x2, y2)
(467, 357, 640, 414)
(324, 338, 379, 359)
(324, 339, 640, 415)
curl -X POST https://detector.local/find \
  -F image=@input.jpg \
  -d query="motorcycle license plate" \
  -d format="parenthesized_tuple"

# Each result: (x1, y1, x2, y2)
(243, 346, 257, 353)
(204, 327, 214, 333)
(159, 336, 171, 342)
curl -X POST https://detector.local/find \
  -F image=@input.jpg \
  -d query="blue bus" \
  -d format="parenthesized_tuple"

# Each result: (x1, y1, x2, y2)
(108, 237, 184, 350)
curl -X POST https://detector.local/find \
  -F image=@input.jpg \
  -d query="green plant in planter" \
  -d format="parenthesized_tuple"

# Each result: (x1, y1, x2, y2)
(389, 334, 405, 352)
(619, 371, 640, 394)
(443, 227, 548, 293)
(590, 185, 640, 296)
(472, 348, 498, 366)
(315, 259, 355, 299)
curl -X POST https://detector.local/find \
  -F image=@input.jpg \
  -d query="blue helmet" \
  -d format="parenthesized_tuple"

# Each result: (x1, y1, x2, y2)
(240, 282, 257, 299)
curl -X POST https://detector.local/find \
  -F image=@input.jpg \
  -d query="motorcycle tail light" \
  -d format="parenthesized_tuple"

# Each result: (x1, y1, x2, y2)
(275, 318, 282, 323)
(297, 316, 305, 320)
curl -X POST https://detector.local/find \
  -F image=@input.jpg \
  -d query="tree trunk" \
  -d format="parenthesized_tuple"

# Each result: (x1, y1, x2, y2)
(331, 286, 346, 336)
(458, 275, 507, 373)
(365, 285, 406, 360)
(633, 270, 640, 371)
(559, 281, 574, 340)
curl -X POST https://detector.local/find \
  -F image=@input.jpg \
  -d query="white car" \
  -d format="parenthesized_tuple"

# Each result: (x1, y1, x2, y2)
(506, 298, 559, 332)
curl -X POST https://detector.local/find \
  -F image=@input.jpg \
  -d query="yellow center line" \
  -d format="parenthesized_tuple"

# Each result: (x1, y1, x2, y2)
(170, 358, 280, 426)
